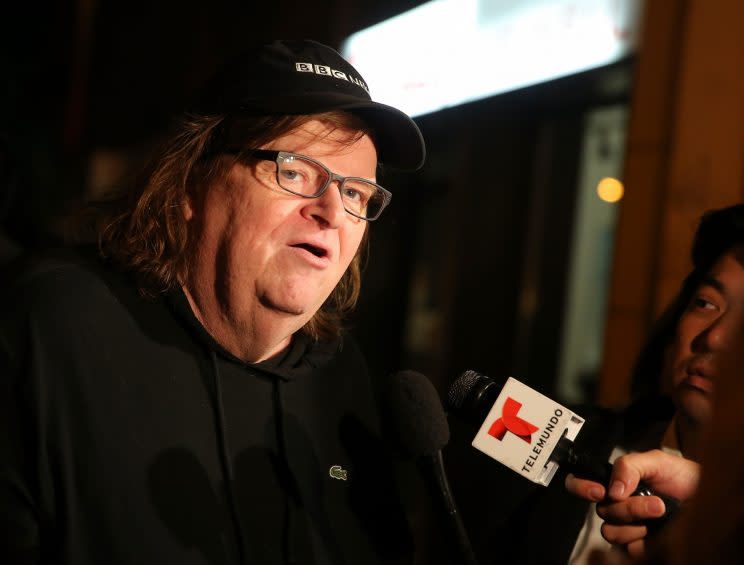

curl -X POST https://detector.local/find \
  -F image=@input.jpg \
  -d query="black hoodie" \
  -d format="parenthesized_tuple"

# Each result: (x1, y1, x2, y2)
(0, 251, 412, 564)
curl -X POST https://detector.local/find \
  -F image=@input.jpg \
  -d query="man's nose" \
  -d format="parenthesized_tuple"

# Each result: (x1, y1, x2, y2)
(303, 182, 347, 228)
(694, 313, 736, 351)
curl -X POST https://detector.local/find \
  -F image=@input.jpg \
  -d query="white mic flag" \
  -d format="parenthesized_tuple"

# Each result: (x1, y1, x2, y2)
(471, 377, 585, 486)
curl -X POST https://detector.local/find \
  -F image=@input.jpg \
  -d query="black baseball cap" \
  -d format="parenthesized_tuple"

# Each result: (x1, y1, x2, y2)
(196, 39, 426, 171)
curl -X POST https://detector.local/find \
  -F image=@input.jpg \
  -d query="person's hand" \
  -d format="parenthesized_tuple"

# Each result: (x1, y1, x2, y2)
(564, 471, 606, 504)
(565, 449, 700, 557)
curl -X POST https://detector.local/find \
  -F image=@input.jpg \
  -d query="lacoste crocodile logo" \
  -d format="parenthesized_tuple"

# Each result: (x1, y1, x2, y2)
(329, 465, 348, 481)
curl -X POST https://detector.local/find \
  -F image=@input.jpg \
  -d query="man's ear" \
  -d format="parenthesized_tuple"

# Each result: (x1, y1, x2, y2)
(182, 195, 194, 221)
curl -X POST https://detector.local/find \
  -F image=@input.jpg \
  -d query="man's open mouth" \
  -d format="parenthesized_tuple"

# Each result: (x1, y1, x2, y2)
(291, 243, 327, 258)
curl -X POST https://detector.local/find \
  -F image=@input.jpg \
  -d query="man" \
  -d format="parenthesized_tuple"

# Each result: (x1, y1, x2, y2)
(565, 203, 744, 559)
(0, 40, 425, 564)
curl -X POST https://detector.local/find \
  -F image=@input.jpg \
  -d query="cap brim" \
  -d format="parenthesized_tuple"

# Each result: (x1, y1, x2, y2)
(340, 102, 426, 172)
(237, 93, 426, 171)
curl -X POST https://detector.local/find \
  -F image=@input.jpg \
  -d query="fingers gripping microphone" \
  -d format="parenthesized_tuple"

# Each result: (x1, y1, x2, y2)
(447, 371, 678, 527)
(386, 370, 478, 565)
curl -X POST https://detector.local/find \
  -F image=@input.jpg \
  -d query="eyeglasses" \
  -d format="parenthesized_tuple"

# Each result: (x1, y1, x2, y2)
(245, 149, 392, 221)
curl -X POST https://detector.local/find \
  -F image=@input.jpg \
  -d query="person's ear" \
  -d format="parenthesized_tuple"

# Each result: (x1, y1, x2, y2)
(182, 195, 194, 221)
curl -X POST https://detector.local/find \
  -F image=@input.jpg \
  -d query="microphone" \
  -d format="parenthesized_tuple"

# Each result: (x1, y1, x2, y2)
(446, 370, 678, 527)
(386, 370, 479, 565)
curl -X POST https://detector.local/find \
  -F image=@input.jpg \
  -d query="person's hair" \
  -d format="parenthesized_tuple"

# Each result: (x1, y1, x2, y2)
(97, 110, 374, 341)
(691, 203, 744, 273)
(673, 203, 744, 328)
(629, 288, 691, 399)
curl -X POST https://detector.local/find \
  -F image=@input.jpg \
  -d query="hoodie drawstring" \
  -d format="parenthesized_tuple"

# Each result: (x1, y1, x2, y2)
(273, 378, 297, 564)
(210, 350, 247, 565)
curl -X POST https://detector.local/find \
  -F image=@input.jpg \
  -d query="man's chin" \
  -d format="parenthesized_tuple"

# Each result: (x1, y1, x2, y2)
(257, 290, 319, 318)
(258, 296, 306, 316)
(675, 387, 714, 426)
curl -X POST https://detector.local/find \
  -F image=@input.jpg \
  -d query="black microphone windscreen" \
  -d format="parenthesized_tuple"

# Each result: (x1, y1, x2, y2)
(385, 370, 450, 457)
(446, 370, 483, 411)
(446, 370, 504, 426)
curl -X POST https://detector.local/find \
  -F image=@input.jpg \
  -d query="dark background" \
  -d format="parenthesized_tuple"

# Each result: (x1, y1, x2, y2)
(2, 2, 635, 563)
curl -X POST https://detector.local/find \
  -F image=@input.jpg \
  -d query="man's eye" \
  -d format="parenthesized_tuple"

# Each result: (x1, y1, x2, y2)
(343, 187, 363, 202)
(691, 296, 717, 311)
(280, 169, 302, 182)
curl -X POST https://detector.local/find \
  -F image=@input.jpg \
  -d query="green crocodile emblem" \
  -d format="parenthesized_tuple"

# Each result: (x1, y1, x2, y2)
(329, 465, 348, 481)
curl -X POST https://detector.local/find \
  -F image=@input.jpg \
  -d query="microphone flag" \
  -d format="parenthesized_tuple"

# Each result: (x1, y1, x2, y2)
(471, 377, 584, 486)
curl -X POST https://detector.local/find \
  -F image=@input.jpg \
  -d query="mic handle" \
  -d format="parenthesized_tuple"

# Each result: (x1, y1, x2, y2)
(553, 437, 679, 532)
(422, 451, 479, 565)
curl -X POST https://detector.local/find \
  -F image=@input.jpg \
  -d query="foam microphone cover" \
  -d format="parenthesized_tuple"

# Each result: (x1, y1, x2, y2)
(446, 370, 503, 426)
(384, 370, 450, 457)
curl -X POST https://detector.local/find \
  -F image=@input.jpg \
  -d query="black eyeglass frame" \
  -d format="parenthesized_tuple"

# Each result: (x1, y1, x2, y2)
(237, 148, 392, 221)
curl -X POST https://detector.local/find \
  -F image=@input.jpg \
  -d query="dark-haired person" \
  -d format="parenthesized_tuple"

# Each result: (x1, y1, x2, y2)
(565, 203, 744, 560)
(0, 40, 425, 565)
(567, 267, 744, 565)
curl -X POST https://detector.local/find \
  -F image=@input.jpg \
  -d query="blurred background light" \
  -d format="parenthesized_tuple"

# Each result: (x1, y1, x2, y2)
(342, 0, 643, 117)
(596, 176, 624, 202)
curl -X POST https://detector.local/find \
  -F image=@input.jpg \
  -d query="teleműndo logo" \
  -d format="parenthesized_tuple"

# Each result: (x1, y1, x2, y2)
(472, 378, 584, 486)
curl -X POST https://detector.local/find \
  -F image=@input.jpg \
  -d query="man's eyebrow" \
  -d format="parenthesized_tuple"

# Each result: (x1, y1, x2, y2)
(699, 275, 725, 294)
(734, 248, 744, 268)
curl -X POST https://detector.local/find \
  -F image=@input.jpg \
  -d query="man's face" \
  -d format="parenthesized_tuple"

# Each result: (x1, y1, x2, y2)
(669, 244, 744, 426)
(185, 119, 372, 342)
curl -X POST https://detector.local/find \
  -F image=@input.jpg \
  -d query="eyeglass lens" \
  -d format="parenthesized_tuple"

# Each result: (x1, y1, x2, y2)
(276, 154, 384, 219)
